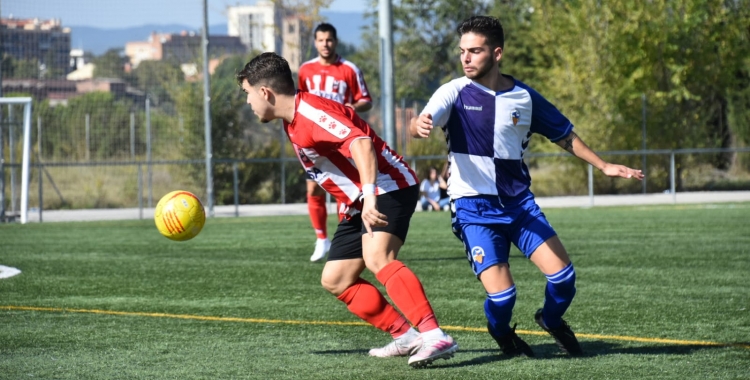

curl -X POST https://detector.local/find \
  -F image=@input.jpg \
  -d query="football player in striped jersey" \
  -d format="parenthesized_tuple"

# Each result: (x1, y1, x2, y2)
(412, 15, 643, 357)
(237, 52, 458, 368)
(298, 23, 373, 263)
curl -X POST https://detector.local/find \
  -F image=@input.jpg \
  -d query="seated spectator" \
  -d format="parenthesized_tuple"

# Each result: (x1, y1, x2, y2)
(419, 166, 450, 211)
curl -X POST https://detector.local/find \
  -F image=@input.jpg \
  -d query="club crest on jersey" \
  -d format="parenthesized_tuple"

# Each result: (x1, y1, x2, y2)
(511, 110, 520, 126)
(471, 246, 485, 264)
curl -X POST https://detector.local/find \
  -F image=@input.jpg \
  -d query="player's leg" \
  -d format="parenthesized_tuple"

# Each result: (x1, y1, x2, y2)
(515, 199, 582, 356)
(307, 180, 330, 262)
(362, 186, 457, 367)
(457, 218, 534, 358)
(527, 236, 582, 355)
(322, 218, 416, 355)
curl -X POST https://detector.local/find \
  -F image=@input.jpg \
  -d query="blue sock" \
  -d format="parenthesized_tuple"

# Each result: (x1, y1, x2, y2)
(542, 262, 576, 329)
(485, 285, 516, 337)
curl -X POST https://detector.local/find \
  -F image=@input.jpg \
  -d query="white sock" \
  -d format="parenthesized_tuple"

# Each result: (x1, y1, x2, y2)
(395, 328, 419, 343)
(420, 328, 446, 341)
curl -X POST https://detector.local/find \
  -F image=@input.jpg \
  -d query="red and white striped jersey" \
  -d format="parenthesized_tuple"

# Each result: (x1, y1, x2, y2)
(285, 91, 417, 219)
(298, 55, 372, 106)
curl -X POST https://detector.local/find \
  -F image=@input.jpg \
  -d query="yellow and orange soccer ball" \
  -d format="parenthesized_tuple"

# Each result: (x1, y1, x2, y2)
(154, 190, 206, 241)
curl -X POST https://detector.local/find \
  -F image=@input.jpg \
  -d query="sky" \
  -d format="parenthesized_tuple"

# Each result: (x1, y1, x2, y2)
(2, 0, 368, 28)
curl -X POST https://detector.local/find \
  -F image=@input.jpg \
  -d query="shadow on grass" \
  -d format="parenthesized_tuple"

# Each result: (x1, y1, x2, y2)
(578, 341, 739, 357)
(310, 348, 510, 369)
(311, 349, 370, 355)
(311, 341, 734, 369)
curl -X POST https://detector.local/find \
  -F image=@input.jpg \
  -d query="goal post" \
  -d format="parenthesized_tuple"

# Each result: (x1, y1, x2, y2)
(1, 97, 33, 224)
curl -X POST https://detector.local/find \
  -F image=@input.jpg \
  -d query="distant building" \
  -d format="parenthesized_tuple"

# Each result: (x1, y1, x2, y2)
(69, 48, 87, 71)
(227, 3, 311, 72)
(2, 77, 144, 106)
(124, 31, 245, 68)
(2, 78, 77, 105)
(66, 62, 95, 81)
(227, 1, 282, 54)
(281, 15, 312, 72)
(0, 17, 72, 78)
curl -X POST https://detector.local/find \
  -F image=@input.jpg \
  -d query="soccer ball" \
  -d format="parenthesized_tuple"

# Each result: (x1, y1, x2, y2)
(154, 190, 206, 241)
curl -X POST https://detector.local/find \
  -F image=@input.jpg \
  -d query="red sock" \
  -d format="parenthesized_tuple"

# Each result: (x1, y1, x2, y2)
(307, 194, 327, 239)
(337, 278, 411, 337)
(375, 260, 440, 332)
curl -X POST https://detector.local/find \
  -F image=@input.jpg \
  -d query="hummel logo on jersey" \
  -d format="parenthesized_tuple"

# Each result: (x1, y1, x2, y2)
(464, 104, 483, 111)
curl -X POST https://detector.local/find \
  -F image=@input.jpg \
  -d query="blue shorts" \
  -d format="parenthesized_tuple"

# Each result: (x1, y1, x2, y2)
(451, 190, 557, 276)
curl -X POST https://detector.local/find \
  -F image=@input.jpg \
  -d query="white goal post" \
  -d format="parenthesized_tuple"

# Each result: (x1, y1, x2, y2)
(1, 97, 32, 224)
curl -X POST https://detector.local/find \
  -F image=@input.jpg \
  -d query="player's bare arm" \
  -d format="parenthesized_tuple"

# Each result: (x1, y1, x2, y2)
(410, 114, 434, 138)
(350, 138, 388, 235)
(555, 132, 644, 180)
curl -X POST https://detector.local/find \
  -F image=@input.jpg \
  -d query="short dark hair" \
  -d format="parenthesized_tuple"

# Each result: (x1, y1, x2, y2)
(236, 52, 295, 95)
(456, 15, 504, 49)
(314, 22, 338, 40)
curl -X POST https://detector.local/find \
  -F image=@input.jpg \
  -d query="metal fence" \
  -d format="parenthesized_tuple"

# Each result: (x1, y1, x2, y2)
(3, 147, 749, 222)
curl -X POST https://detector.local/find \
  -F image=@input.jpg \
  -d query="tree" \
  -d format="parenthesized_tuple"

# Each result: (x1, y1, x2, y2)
(354, 0, 490, 101)
(92, 48, 129, 80)
(132, 60, 184, 106)
(527, 0, 750, 191)
(34, 92, 133, 160)
(1, 55, 41, 79)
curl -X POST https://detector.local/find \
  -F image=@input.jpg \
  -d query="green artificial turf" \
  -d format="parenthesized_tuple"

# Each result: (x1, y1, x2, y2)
(1, 203, 748, 379)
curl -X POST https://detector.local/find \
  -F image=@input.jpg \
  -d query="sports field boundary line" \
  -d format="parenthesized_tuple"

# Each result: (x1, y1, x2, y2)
(3, 305, 748, 350)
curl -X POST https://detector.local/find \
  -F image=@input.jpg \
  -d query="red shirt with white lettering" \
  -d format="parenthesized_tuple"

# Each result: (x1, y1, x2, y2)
(285, 91, 416, 219)
(297, 55, 372, 105)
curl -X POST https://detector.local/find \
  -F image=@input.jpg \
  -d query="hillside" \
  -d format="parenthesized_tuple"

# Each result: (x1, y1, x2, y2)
(68, 11, 368, 55)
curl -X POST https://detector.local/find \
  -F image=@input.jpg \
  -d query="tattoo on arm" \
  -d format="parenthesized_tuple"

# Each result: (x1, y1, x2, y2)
(562, 132, 578, 152)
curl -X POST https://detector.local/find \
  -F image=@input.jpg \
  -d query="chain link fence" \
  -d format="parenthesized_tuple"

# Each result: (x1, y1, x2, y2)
(3, 1, 750, 223)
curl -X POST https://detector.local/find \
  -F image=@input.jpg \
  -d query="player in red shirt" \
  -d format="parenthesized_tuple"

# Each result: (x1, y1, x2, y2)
(237, 52, 458, 368)
(298, 23, 373, 263)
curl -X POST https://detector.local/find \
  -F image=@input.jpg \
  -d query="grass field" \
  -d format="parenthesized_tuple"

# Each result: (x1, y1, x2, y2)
(1, 203, 749, 379)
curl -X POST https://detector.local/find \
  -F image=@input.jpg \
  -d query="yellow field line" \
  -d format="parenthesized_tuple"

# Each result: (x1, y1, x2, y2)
(3, 305, 748, 350)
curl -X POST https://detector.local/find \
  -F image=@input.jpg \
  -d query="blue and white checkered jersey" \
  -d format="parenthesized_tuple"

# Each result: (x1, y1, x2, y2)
(421, 76, 574, 199)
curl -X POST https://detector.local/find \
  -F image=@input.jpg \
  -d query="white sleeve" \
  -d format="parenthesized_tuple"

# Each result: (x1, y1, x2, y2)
(420, 78, 466, 126)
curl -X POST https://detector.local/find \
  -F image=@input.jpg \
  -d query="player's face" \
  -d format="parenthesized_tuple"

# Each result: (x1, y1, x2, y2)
(241, 80, 273, 123)
(459, 32, 501, 80)
(314, 31, 337, 59)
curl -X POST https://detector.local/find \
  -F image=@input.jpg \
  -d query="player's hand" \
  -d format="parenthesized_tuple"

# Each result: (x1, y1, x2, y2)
(601, 163, 644, 180)
(344, 103, 356, 110)
(414, 114, 434, 138)
(361, 194, 388, 237)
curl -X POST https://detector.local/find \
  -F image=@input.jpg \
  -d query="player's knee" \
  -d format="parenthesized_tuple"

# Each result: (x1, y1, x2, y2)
(320, 273, 348, 296)
(364, 257, 392, 275)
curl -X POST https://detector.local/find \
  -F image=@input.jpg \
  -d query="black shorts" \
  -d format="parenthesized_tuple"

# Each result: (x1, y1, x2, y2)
(327, 185, 419, 261)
